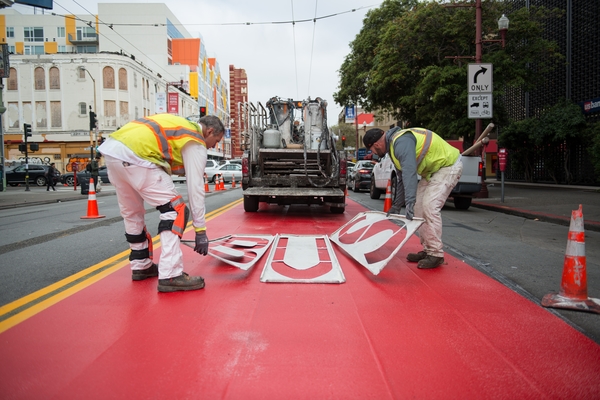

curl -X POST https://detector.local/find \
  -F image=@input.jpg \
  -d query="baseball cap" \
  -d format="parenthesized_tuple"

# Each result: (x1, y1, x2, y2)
(363, 129, 384, 149)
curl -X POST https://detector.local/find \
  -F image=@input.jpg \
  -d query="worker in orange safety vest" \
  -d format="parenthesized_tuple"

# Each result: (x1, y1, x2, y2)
(99, 114, 225, 292)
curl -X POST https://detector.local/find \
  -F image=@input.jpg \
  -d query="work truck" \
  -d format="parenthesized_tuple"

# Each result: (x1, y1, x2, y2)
(238, 96, 347, 213)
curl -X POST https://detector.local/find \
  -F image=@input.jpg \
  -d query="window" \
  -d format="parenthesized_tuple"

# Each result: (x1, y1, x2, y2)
(34, 67, 45, 90)
(8, 102, 19, 128)
(76, 45, 97, 53)
(7, 68, 17, 91)
(79, 102, 87, 115)
(6, 27, 14, 38)
(24, 27, 44, 42)
(78, 67, 86, 79)
(58, 45, 67, 53)
(103, 66, 115, 89)
(76, 26, 96, 40)
(120, 101, 128, 117)
(49, 67, 60, 89)
(118, 68, 127, 90)
(50, 101, 61, 128)
(24, 45, 44, 55)
(8, 45, 15, 54)
(57, 27, 65, 38)
(105, 100, 116, 126)
(36, 101, 47, 128)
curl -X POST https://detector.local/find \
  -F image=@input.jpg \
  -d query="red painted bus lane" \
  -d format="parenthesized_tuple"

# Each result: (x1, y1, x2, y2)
(0, 199, 599, 399)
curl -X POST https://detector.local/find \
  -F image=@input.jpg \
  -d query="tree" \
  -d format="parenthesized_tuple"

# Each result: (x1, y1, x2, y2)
(330, 123, 357, 151)
(335, 0, 563, 146)
(498, 99, 587, 183)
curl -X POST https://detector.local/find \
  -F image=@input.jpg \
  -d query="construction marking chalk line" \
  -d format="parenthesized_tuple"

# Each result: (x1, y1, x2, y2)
(0, 198, 243, 334)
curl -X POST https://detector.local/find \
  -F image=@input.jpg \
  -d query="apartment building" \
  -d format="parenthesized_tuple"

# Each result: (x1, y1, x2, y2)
(1, 3, 230, 174)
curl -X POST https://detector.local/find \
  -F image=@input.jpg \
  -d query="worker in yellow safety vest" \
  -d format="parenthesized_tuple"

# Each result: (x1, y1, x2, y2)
(99, 114, 225, 292)
(363, 127, 463, 269)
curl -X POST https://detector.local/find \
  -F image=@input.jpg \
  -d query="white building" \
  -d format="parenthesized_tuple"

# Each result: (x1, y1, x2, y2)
(1, 3, 230, 172)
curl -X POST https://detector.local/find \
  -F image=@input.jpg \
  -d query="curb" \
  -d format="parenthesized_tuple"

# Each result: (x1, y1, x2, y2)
(471, 201, 600, 233)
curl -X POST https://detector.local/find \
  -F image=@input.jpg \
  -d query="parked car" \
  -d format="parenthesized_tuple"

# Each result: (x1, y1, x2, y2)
(346, 160, 376, 192)
(5, 164, 61, 187)
(206, 163, 242, 183)
(60, 165, 110, 186)
(172, 159, 220, 183)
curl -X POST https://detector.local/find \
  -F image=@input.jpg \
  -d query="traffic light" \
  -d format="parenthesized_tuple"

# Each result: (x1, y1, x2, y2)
(342, 136, 346, 146)
(24, 123, 32, 137)
(89, 111, 97, 131)
(199, 106, 207, 117)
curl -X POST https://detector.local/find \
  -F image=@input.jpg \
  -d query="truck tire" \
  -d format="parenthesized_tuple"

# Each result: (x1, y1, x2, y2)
(243, 195, 259, 212)
(453, 196, 472, 210)
(370, 179, 382, 199)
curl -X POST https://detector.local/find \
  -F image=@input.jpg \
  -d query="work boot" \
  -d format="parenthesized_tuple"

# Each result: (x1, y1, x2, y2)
(158, 272, 205, 292)
(406, 251, 427, 262)
(132, 263, 159, 281)
(417, 255, 444, 269)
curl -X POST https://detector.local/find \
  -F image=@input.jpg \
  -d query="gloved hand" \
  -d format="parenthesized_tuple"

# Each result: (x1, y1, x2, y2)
(194, 231, 209, 256)
(386, 204, 402, 218)
(405, 202, 415, 220)
(386, 190, 404, 217)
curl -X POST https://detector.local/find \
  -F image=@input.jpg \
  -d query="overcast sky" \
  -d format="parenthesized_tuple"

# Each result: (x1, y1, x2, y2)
(14, 0, 381, 121)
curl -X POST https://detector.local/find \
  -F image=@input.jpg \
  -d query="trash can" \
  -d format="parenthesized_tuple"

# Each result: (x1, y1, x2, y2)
(80, 175, 101, 195)
(80, 176, 90, 195)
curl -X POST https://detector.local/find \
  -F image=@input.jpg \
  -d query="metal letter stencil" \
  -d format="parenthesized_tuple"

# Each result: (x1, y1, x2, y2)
(260, 234, 345, 283)
(329, 211, 424, 275)
(207, 234, 276, 270)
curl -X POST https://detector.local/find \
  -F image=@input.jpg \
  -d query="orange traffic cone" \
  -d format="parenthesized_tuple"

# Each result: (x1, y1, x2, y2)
(231, 174, 236, 188)
(81, 178, 106, 219)
(219, 174, 225, 190)
(214, 174, 220, 191)
(204, 173, 210, 193)
(383, 179, 392, 213)
(542, 205, 600, 313)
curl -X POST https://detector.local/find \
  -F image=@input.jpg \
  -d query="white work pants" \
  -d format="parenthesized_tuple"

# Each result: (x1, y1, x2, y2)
(104, 155, 184, 279)
(413, 160, 463, 258)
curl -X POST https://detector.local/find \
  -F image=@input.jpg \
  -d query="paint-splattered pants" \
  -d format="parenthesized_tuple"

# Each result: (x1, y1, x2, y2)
(414, 158, 463, 258)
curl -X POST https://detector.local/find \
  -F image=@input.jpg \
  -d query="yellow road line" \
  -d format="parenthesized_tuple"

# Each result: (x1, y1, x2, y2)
(0, 198, 242, 334)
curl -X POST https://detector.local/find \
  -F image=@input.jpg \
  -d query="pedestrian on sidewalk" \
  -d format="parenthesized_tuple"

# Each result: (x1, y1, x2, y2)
(46, 163, 57, 191)
(364, 127, 463, 269)
(98, 114, 225, 292)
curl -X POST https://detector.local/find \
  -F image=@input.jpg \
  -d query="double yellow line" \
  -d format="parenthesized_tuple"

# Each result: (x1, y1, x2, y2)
(0, 198, 242, 334)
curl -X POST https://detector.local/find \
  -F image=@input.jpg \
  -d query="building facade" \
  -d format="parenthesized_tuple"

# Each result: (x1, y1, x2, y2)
(228, 65, 248, 160)
(1, 3, 231, 176)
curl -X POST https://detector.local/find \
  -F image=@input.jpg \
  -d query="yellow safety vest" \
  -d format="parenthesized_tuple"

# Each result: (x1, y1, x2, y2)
(389, 128, 459, 181)
(109, 114, 206, 175)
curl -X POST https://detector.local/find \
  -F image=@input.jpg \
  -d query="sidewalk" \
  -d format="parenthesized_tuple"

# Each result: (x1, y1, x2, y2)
(0, 184, 115, 209)
(471, 180, 600, 232)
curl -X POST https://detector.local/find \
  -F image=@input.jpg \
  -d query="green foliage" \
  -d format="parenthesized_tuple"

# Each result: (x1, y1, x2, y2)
(330, 123, 358, 150)
(498, 99, 587, 182)
(334, 0, 563, 146)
